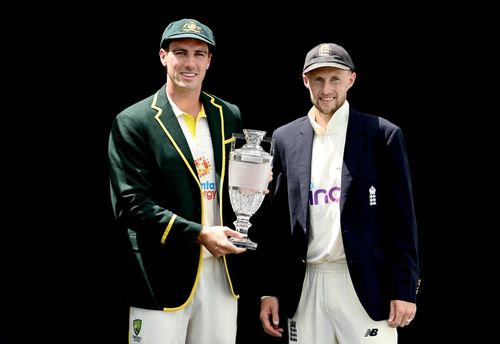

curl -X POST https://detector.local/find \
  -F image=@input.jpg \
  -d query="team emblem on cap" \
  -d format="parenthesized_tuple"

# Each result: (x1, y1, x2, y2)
(318, 44, 333, 56)
(182, 21, 203, 34)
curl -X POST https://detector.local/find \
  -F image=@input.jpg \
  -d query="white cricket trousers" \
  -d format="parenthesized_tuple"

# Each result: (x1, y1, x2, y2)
(288, 260, 397, 344)
(129, 256, 238, 344)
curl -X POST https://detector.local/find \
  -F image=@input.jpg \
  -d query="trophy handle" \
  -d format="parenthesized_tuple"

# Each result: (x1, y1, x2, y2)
(260, 136, 275, 161)
(231, 132, 273, 155)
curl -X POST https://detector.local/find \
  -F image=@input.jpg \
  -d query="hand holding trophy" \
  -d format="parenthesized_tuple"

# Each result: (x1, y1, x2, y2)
(228, 129, 273, 249)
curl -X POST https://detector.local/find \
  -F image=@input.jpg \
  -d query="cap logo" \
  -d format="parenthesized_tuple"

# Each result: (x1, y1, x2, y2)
(318, 44, 333, 56)
(181, 21, 203, 34)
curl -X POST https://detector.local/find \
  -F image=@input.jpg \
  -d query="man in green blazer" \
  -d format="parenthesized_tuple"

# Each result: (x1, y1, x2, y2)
(108, 18, 246, 344)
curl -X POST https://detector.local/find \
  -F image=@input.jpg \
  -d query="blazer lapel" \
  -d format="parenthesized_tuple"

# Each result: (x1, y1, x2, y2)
(201, 92, 230, 221)
(201, 93, 224, 178)
(341, 111, 363, 214)
(150, 88, 199, 185)
(296, 120, 314, 230)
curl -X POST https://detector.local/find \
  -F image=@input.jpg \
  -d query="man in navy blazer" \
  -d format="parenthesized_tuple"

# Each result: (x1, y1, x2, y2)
(255, 43, 419, 343)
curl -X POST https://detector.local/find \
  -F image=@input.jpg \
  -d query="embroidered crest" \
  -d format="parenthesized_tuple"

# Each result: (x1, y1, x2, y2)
(369, 185, 377, 206)
(133, 319, 142, 335)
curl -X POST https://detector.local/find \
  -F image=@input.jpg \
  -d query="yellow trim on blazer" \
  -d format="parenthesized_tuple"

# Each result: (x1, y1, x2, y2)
(205, 93, 240, 299)
(151, 92, 206, 311)
(151, 92, 201, 189)
(151, 91, 206, 231)
(224, 136, 236, 145)
(163, 247, 204, 312)
(150, 91, 240, 310)
(161, 214, 177, 244)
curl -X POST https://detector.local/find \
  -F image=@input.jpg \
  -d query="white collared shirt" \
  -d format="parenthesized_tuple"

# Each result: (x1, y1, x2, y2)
(167, 94, 220, 257)
(307, 101, 349, 263)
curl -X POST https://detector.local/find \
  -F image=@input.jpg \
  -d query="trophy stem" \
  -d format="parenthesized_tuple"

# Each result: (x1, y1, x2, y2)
(229, 214, 258, 249)
(234, 214, 251, 234)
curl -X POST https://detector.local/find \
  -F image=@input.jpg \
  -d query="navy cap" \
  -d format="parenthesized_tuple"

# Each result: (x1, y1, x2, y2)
(303, 43, 354, 73)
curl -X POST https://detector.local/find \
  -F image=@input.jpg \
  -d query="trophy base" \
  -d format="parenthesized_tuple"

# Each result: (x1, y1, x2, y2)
(229, 237, 258, 250)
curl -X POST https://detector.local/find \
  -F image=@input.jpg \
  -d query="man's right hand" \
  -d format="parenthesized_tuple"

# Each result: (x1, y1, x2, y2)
(260, 296, 284, 337)
(198, 226, 246, 257)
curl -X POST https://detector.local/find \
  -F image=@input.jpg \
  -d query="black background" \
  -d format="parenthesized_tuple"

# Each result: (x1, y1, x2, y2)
(3, 4, 476, 343)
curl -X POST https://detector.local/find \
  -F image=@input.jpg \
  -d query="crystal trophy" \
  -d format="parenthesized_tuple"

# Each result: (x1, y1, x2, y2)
(228, 129, 274, 250)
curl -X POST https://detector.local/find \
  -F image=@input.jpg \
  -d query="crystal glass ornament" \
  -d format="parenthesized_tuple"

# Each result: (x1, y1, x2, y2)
(228, 129, 273, 249)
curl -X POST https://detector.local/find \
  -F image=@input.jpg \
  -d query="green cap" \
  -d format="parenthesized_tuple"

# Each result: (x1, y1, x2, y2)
(160, 18, 215, 50)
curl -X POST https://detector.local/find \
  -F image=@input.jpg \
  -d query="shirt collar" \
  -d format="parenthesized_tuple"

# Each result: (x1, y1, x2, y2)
(308, 100, 349, 135)
(166, 92, 206, 119)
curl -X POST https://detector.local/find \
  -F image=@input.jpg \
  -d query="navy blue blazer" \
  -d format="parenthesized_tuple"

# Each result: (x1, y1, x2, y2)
(254, 108, 419, 321)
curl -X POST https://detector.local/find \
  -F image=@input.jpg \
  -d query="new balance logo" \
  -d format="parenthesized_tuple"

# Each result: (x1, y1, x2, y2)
(364, 328, 379, 337)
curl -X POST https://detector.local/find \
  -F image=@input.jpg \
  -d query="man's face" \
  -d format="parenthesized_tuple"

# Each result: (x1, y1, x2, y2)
(161, 38, 212, 92)
(303, 67, 356, 116)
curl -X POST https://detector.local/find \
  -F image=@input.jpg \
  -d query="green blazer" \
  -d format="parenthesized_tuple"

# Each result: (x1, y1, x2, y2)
(108, 86, 243, 310)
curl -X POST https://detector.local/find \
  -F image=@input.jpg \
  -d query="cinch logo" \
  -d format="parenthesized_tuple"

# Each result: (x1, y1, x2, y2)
(309, 183, 341, 205)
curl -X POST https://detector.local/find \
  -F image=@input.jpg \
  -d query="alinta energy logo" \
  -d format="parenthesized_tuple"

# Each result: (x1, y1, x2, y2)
(132, 318, 142, 342)
(194, 156, 211, 178)
(195, 156, 217, 200)
(309, 182, 341, 206)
